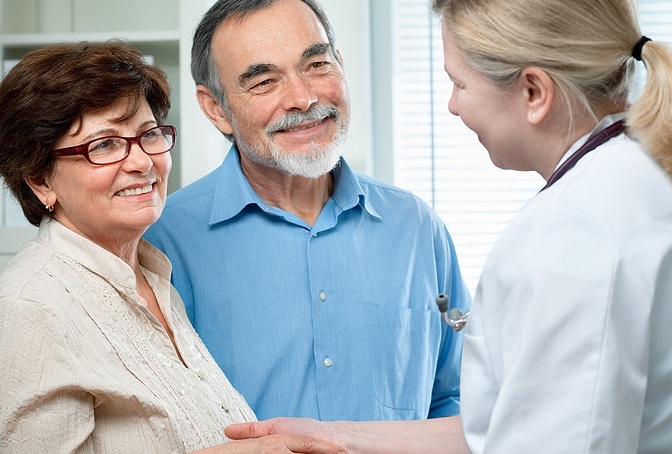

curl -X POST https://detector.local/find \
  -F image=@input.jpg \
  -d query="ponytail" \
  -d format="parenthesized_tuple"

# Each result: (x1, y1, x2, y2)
(626, 39, 672, 177)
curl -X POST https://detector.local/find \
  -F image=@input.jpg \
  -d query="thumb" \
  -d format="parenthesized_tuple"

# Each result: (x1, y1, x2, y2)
(225, 421, 268, 440)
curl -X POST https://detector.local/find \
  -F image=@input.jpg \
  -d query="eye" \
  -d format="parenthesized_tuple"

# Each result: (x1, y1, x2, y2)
(89, 137, 125, 154)
(310, 61, 331, 73)
(142, 127, 161, 140)
(250, 78, 274, 92)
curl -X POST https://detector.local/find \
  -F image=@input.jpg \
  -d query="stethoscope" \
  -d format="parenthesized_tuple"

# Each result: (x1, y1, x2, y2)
(434, 121, 627, 333)
(436, 293, 469, 332)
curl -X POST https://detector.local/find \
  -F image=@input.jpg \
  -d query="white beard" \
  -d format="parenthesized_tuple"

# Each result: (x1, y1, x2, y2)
(232, 104, 349, 179)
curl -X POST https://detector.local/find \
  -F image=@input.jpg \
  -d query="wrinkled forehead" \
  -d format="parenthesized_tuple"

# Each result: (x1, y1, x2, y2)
(60, 97, 153, 142)
(210, 0, 330, 78)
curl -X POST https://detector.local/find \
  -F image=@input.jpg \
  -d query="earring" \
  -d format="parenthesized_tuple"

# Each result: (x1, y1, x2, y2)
(45, 200, 54, 212)
(530, 112, 536, 119)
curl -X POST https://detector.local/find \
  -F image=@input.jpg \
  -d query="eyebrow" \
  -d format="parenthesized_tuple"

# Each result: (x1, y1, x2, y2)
(304, 42, 332, 59)
(238, 63, 277, 84)
(237, 42, 334, 84)
(79, 120, 158, 143)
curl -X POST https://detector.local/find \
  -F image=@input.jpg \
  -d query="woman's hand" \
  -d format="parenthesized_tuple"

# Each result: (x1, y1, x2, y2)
(226, 418, 349, 452)
(189, 432, 345, 454)
(226, 418, 329, 441)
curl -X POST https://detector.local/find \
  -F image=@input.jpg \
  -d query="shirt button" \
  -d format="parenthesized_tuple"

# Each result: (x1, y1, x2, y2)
(319, 291, 327, 301)
(323, 358, 333, 367)
(312, 233, 318, 237)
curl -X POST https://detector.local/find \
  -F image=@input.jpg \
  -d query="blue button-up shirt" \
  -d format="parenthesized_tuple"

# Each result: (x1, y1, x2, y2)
(145, 147, 471, 421)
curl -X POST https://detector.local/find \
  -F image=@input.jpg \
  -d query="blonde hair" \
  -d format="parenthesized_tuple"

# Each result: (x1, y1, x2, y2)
(433, 0, 672, 176)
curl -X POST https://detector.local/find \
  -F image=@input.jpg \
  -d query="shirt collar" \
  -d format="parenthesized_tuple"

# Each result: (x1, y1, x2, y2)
(37, 217, 172, 291)
(209, 145, 380, 225)
(555, 112, 627, 170)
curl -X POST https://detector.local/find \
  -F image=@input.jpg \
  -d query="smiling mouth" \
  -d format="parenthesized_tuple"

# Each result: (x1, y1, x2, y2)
(115, 183, 153, 197)
(279, 118, 327, 133)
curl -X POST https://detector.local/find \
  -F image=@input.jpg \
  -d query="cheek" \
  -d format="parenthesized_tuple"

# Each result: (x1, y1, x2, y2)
(318, 74, 349, 105)
(233, 98, 274, 134)
(151, 155, 172, 195)
(53, 164, 112, 197)
(160, 153, 173, 177)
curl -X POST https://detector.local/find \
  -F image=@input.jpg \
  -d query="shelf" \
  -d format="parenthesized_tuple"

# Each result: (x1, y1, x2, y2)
(0, 30, 180, 46)
(1, 0, 179, 35)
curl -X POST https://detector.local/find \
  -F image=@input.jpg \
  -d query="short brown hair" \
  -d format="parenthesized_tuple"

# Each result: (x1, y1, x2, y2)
(0, 40, 171, 226)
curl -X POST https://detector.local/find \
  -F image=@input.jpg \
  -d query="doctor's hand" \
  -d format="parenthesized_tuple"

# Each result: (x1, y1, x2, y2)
(189, 432, 346, 454)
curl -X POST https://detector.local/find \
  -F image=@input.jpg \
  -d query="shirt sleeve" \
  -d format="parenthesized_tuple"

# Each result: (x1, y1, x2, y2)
(0, 298, 96, 453)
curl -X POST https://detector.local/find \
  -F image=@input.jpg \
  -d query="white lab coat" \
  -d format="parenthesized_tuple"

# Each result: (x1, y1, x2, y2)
(462, 118, 672, 453)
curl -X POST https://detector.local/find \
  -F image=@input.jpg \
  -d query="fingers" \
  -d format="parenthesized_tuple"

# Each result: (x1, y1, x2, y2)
(225, 417, 305, 439)
(277, 434, 346, 454)
(219, 434, 345, 454)
(224, 419, 344, 453)
(225, 422, 262, 440)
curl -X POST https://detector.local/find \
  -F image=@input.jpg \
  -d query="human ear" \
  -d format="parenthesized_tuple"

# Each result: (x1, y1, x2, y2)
(195, 84, 234, 136)
(24, 175, 57, 208)
(520, 67, 554, 125)
(335, 49, 344, 66)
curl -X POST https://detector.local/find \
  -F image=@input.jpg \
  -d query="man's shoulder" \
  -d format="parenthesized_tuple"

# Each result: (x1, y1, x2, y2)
(355, 172, 413, 197)
(354, 172, 434, 212)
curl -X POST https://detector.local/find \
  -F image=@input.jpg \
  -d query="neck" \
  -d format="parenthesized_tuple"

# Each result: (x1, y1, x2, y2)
(240, 155, 333, 226)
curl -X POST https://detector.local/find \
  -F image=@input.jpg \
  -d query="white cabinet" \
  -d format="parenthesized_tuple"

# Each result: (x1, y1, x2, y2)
(0, 0, 228, 269)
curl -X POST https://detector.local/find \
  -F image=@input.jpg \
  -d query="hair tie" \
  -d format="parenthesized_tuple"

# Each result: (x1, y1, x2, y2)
(632, 36, 652, 61)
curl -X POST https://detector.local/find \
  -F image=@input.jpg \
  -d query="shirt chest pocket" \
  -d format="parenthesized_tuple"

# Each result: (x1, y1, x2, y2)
(364, 303, 441, 413)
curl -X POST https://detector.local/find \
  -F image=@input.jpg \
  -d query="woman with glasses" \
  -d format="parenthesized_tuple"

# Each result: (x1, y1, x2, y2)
(0, 40, 343, 454)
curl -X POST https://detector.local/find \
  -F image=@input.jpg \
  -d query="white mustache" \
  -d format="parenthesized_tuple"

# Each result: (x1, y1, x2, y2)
(266, 105, 339, 135)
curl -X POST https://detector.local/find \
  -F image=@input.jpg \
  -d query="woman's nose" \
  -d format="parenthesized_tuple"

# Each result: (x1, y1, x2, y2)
(123, 142, 153, 172)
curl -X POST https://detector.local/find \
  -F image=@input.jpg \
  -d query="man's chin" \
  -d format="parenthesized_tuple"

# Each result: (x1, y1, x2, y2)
(272, 152, 342, 179)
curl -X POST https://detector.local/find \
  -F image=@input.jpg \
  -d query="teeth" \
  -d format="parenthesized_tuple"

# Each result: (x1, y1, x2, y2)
(284, 118, 325, 133)
(116, 183, 153, 197)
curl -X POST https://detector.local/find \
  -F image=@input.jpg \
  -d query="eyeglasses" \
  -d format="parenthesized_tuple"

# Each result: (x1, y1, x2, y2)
(50, 125, 176, 165)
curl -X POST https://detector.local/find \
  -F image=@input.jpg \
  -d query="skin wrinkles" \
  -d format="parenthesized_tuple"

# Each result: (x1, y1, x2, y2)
(30, 99, 171, 261)
(197, 0, 351, 223)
